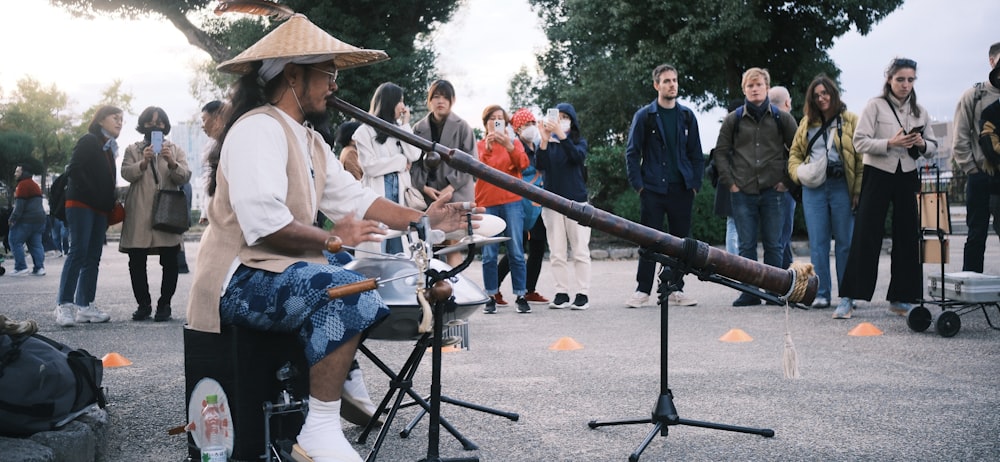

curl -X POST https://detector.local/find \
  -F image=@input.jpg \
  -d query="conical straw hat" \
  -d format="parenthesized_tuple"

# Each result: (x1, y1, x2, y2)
(218, 14, 389, 75)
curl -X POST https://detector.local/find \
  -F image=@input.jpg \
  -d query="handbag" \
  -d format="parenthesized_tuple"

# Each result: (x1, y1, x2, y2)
(108, 201, 126, 226)
(150, 164, 190, 234)
(403, 186, 429, 211)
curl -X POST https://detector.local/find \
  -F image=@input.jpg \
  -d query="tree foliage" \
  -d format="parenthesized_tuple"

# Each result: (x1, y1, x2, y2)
(52, 0, 464, 125)
(525, 0, 904, 145)
(0, 78, 76, 189)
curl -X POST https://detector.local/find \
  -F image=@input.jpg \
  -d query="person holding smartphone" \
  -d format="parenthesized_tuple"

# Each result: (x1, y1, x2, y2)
(840, 57, 938, 319)
(475, 105, 530, 314)
(537, 103, 593, 310)
(120, 106, 192, 322)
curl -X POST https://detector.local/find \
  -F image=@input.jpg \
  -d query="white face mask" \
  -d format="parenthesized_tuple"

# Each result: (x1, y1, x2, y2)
(559, 119, 572, 132)
(520, 126, 539, 143)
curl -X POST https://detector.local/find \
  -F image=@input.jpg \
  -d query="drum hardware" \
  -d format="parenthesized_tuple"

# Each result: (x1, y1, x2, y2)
(262, 362, 308, 462)
(433, 236, 510, 256)
(325, 233, 416, 260)
(588, 244, 775, 461)
(356, 216, 518, 462)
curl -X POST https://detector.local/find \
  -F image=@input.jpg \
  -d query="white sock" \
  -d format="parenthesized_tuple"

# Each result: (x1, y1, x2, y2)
(296, 397, 362, 462)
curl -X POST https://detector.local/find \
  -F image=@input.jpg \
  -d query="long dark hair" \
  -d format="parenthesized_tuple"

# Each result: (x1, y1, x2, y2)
(804, 75, 846, 125)
(369, 82, 404, 144)
(881, 57, 921, 118)
(135, 106, 172, 135)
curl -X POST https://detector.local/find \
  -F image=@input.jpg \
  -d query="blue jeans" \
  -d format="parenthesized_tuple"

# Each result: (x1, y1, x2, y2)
(8, 221, 45, 272)
(801, 177, 854, 301)
(779, 190, 796, 268)
(383, 173, 403, 254)
(58, 207, 107, 306)
(963, 172, 1000, 272)
(50, 217, 69, 253)
(731, 188, 784, 268)
(482, 201, 526, 295)
(726, 216, 739, 255)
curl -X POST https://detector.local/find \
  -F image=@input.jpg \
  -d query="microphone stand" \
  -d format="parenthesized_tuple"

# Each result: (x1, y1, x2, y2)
(588, 239, 775, 462)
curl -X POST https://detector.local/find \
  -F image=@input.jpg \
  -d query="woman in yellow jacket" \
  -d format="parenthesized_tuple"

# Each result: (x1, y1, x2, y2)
(787, 75, 862, 317)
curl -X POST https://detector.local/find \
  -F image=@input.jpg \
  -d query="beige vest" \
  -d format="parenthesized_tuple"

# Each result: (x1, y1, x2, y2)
(186, 106, 329, 333)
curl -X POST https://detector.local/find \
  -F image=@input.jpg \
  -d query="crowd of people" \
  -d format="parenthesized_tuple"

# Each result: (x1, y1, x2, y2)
(5, 11, 999, 460)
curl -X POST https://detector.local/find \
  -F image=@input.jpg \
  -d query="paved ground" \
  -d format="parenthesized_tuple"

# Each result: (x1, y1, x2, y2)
(1, 234, 999, 461)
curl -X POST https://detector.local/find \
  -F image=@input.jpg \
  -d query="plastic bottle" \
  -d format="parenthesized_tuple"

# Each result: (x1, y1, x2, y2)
(200, 394, 227, 462)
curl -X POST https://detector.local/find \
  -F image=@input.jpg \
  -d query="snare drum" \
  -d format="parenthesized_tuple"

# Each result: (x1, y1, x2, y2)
(345, 257, 488, 340)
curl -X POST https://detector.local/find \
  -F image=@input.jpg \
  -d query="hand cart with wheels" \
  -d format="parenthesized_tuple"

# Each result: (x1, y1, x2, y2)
(908, 164, 1000, 336)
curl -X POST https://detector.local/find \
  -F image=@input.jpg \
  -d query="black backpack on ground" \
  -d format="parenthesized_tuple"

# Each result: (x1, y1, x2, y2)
(0, 333, 107, 435)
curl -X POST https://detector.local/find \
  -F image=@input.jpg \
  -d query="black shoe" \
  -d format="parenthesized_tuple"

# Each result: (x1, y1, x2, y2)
(516, 297, 531, 313)
(154, 304, 171, 322)
(177, 267, 190, 274)
(549, 293, 571, 309)
(483, 297, 497, 314)
(132, 305, 152, 321)
(732, 294, 762, 307)
(571, 294, 590, 310)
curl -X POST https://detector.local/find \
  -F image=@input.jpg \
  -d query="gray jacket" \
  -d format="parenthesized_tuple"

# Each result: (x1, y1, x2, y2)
(952, 81, 1000, 174)
(410, 112, 477, 203)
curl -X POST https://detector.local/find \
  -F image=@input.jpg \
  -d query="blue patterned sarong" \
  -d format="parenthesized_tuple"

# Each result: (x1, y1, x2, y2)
(220, 251, 390, 366)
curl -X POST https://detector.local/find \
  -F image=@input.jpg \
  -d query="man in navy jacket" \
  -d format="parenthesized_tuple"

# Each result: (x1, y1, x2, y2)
(624, 64, 704, 308)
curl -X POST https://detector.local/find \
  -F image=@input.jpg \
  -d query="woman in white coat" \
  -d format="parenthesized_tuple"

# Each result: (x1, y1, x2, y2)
(353, 82, 422, 254)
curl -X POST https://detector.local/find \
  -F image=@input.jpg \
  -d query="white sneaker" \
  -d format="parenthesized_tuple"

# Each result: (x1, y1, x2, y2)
(341, 367, 378, 426)
(54, 303, 77, 327)
(668, 291, 698, 306)
(32, 268, 46, 276)
(11, 268, 30, 276)
(75, 304, 111, 323)
(624, 291, 649, 308)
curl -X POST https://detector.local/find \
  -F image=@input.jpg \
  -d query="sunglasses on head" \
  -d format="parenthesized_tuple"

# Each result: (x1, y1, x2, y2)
(893, 58, 917, 69)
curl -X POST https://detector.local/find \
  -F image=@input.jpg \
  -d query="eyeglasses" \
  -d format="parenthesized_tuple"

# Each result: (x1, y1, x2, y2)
(813, 90, 830, 100)
(309, 66, 339, 83)
(893, 58, 917, 69)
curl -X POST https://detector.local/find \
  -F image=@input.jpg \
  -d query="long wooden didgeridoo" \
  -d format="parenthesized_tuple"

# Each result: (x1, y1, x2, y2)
(328, 96, 817, 304)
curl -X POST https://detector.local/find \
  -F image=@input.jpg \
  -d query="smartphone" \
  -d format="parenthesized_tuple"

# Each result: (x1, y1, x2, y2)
(492, 119, 504, 133)
(151, 130, 163, 154)
(546, 108, 559, 122)
(907, 126, 924, 135)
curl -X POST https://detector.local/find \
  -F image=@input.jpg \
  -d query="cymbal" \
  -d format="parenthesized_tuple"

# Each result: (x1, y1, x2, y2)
(434, 236, 510, 256)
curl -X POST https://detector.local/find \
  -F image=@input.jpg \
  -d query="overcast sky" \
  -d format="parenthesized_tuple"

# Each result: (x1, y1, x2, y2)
(0, 0, 996, 151)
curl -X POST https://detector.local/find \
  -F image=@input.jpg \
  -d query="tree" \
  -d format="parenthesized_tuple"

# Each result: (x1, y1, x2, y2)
(526, 0, 904, 145)
(52, 0, 465, 125)
(0, 78, 76, 189)
(76, 80, 135, 141)
(0, 131, 37, 204)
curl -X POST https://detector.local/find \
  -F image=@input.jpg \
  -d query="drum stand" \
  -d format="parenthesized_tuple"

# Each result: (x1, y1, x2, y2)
(588, 241, 775, 462)
(358, 220, 518, 462)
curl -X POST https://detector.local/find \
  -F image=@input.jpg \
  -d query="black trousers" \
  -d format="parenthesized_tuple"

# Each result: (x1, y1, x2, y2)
(840, 164, 922, 302)
(636, 185, 694, 295)
(498, 213, 547, 293)
(127, 245, 180, 308)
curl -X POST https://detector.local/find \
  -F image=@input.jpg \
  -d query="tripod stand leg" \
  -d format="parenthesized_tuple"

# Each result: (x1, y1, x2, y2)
(628, 421, 663, 462)
(440, 395, 519, 421)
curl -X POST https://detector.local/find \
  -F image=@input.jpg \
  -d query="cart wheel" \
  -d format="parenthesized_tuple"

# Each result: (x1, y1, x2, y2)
(0, 266, 5, 276)
(935, 311, 961, 338)
(907, 305, 932, 332)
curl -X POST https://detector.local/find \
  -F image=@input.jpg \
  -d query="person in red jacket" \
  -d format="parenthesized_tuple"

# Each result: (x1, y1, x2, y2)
(475, 105, 530, 314)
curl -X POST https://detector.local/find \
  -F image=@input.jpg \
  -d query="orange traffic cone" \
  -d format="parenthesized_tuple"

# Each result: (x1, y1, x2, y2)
(548, 337, 584, 351)
(719, 328, 753, 342)
(102, 352, 132, 367)
(848, 322, 883, 336)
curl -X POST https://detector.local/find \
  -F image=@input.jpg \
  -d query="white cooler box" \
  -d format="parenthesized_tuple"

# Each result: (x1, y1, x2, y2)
(927, 272, 1000, 303)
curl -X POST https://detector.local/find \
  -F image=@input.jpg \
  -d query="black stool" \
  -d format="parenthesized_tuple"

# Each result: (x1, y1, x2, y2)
(183, 325, 309, 461)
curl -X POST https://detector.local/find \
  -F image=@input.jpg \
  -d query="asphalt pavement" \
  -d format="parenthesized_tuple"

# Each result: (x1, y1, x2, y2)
(1, 235, 999, 461)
